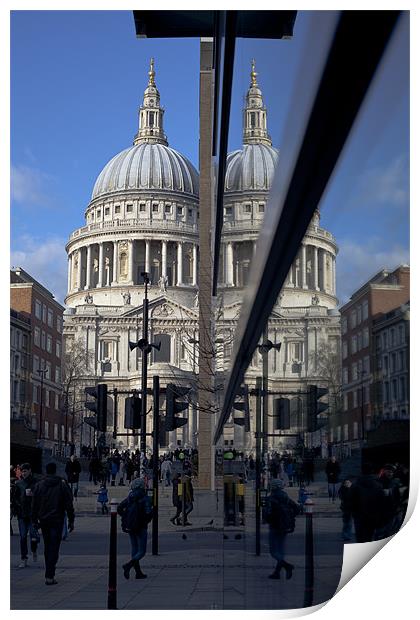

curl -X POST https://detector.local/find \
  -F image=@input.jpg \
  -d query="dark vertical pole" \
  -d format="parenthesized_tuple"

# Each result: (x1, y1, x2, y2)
(262, 325, 269, 486)
(255, 376, 262, 556)
(113, 388, 118, 440)
(107, 499, 118, 610)
(303, 499, 314, 608)
(141, 276, 149, 453)
(182, 474, 186, 527)
(152, 375, 159, 555)
(64, 392, 69, 446)
(38, 368, 44, 440)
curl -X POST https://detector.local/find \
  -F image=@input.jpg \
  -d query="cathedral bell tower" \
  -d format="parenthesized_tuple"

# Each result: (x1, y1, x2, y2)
(242, 59, 272, 146)
(134, 58, 168, 146)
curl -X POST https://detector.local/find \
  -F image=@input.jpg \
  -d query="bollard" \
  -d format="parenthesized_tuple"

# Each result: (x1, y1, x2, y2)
(107, 499, 118, 610)
(303, 498, 314, 608)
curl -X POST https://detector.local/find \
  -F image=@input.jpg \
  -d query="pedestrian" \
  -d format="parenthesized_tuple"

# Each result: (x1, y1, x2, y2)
(325, 456, 341, 501)
(349, 462, 386, 543)
(117, 478, 153, 580)
(338, 479, 353, 541)
(10, 465, 18, 536)
(110, 451, 121, 486)
(170, 473, 183, 525)
(14, 463, 40, 567)
(183, 471, 194, 525)
(263, 478, 300, 580)
(161, 458, 173, 487)
(31, 462, 75, 585)
(88, 455, 101, 485)
(374, 464, 401, 539)
(97, 484, 109, 514)
(65, 454, 82, 499)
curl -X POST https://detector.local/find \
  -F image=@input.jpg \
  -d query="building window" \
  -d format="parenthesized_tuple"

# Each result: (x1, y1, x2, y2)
(342, 367, 348, 385)
(126, 204, 133, 213)
(46, 334, 52, 353)
(259, 203, 265, 213)
(357, 305, 362, 324)
(362, 300, 369, 320)
(115, 205, 121, 214)
(399, 350, 404, 371)
(33, 384, 38, 404)
(34, 327, 41, 347)
(61, 425, 65, 441)
(350, 310, 357, 329)
(54, 424, 59, 440)
(392, 379, 398, 401)
(382, 332, 388, 349)
(101, 341, 114, 360)
(152, 203, 159, 213)
(45, 390, 50, 407)
(353, 421, 359, 439)
(288, 341, 303, 362)
(22, 334, 28, 351)
(177, 206, 183, 217)
(398, 325, 405, 344)
(41, 331, 46, 350)
(363, 327, 369, 348)
(342, 340, 348, 359)
(55, 393, 60, 410)
(353, 390, 358, 408)
(45, 362, 51, 380)
(352, 363, 358, 382)
(44, 421, 49, 438)
(243, 204, 252, 213)
(96, 209, 101, 219)
(152, 333, 171, 363)
(47, 309, 53, 327)
(343, 392, 348, 411)
(357, 332, 362, 351)
(390, 328, 395, 346)
(188, 208, 193, 218)
(35, 299, 42, 319)
(33, 355, 39, 374)
(224, 206, 232, 216)
(42, 304, 47, 322)
(139, 203, 146, 212)
(56, 341, 61, 358)
(363, 356, 370, 374)
(56, 317, 62, 333)
(384, 382, 389, 403)
(336, 426, 341, 442)
(165, 204, 172, 214)
(343, 424, 349, 441)
(391, 352, 396, 373)
(351, 335, 357, 354)
(55, 366, 61, 383)
(341, 316, 347, 334)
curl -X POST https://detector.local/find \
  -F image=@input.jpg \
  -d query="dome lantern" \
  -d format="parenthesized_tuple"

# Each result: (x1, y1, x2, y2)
(243, 59, 272, 147)
(134, 58, 168, 146)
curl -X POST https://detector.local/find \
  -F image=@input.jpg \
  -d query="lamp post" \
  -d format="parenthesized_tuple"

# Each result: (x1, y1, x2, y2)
(37, 362, 48, 441)
(258, 329, 281, 473)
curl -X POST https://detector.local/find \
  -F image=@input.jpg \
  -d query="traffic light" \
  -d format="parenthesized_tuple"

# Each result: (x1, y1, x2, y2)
(233, 385, 250, 432)
(84, 383, 108, 432)
(124, 395, 142, 429)
(164, 383, 190, 431)
(273, 398, 290, 430)
(307, 385, 329, 432)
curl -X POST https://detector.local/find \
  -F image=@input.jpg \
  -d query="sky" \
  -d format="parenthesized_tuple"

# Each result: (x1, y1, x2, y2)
(9, 10, 410, 305)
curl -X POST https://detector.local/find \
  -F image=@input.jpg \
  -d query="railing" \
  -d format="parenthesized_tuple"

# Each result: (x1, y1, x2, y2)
(69, 218, 198, 240)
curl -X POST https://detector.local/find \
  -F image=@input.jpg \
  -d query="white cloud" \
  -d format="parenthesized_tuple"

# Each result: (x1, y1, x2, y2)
(358, 154, 409, 208)
(336, 238, 409, 305)
(11, 164, 56, 207)
(11, 235, 68, 304)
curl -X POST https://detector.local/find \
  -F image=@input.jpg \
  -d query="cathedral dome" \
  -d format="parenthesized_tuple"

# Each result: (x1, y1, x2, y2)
(91, 143, 199, 199)
(91, 58, 198, 201)
(225, 143, 278, 192)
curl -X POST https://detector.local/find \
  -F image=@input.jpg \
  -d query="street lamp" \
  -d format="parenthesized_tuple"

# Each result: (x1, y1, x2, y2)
(258, 329, 282, 457)
(37, 362, 48, 441)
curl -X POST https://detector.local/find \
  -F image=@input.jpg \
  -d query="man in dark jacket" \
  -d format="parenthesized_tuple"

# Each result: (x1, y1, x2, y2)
(170, 472, 183, 525)
(32, 462, 75, 585)
(65, 454, 82, 498)
(14, 463, 40, 567)
(325, 457, 341, 501)
(349, 462, 385, 543)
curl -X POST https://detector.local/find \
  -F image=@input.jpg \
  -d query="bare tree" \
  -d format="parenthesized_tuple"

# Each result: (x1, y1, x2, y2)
(309, 340, 342, 416)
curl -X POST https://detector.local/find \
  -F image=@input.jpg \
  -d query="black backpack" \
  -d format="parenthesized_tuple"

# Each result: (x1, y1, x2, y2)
(263, 494, 298, 533)
(119, 495, 153, 533)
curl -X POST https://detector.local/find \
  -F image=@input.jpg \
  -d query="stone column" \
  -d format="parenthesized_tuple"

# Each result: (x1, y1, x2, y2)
(85, 245, 92, 289)
(332, 254, 336, 295)
(128, 240, 134, 284)
(322, 249, 327, 292)
(192, 243, 198, 286)
(253, 241, 257, 256)
(67, 254, 72, 293)
(145, 240, 151, 273)
(314, 246, 319, 290)
(226, 242, 234, 286)
(177, 242, 183, 285)
(112, 241, 118, 285)
(288, 266, 294, 286)
(76, 248, 82, 290)
(97, 243, 104, 287)
(301, 244, 308, 288)
(161, 240, 167, 278)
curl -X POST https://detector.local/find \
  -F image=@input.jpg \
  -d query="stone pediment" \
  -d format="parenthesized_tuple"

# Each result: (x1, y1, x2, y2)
(120, 296, 198, 321)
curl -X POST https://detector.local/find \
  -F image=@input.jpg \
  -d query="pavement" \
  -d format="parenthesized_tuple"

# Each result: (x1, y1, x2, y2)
(10, 475, 346, 610)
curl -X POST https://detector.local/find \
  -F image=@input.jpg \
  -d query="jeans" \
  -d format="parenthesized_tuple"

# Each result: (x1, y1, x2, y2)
(269, 528, 287, 563)
(342, 511, 353, 541)
(129, 529, 148, 561)
(18, 517, 39, 560)
(328, 483, 339, 501)
(69, 481, 79, 498)
(40, 520, 64, 579)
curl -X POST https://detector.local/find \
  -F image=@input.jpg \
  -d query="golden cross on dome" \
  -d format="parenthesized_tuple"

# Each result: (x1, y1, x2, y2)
(250, 59, 257, 86)
(148, 58, 156, 85)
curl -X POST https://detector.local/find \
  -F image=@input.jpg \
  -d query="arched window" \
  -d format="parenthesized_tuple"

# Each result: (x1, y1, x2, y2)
(290, 397, 302, 429)
(119, 252, 128, 278)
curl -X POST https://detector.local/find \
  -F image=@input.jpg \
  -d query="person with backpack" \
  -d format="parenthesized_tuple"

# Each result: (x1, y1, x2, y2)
(117, 478, 153, 579)
(263, 478, 300, 580)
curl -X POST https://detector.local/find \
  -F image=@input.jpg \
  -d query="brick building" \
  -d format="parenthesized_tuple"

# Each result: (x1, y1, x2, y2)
(332, 264, 409, 458)
(10, 268, 65, 451)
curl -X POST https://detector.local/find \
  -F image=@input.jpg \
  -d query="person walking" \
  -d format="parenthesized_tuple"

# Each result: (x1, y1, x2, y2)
(14, 463, 40, 567)
(170, 472, 183, 525)
(263, 478, 300, 580)
(325, 456, 341, 501)
(88, 455, 101, 485)
(182, 471, 194, 525)
(31, 462, 75, 585)
(117, 478, 153, 580)
(338, 479, 353, 541)
(349, 462, 386, 543)
(65, 454, 82, 499)
(161, 458, 173, 487)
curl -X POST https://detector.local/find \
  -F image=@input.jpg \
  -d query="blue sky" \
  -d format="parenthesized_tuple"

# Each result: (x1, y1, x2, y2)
(10, 10, 409, 305)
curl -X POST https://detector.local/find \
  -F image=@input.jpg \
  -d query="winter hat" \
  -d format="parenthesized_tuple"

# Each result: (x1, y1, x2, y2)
(270, 478, 286, 490)
(130, 478, 145, 491)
